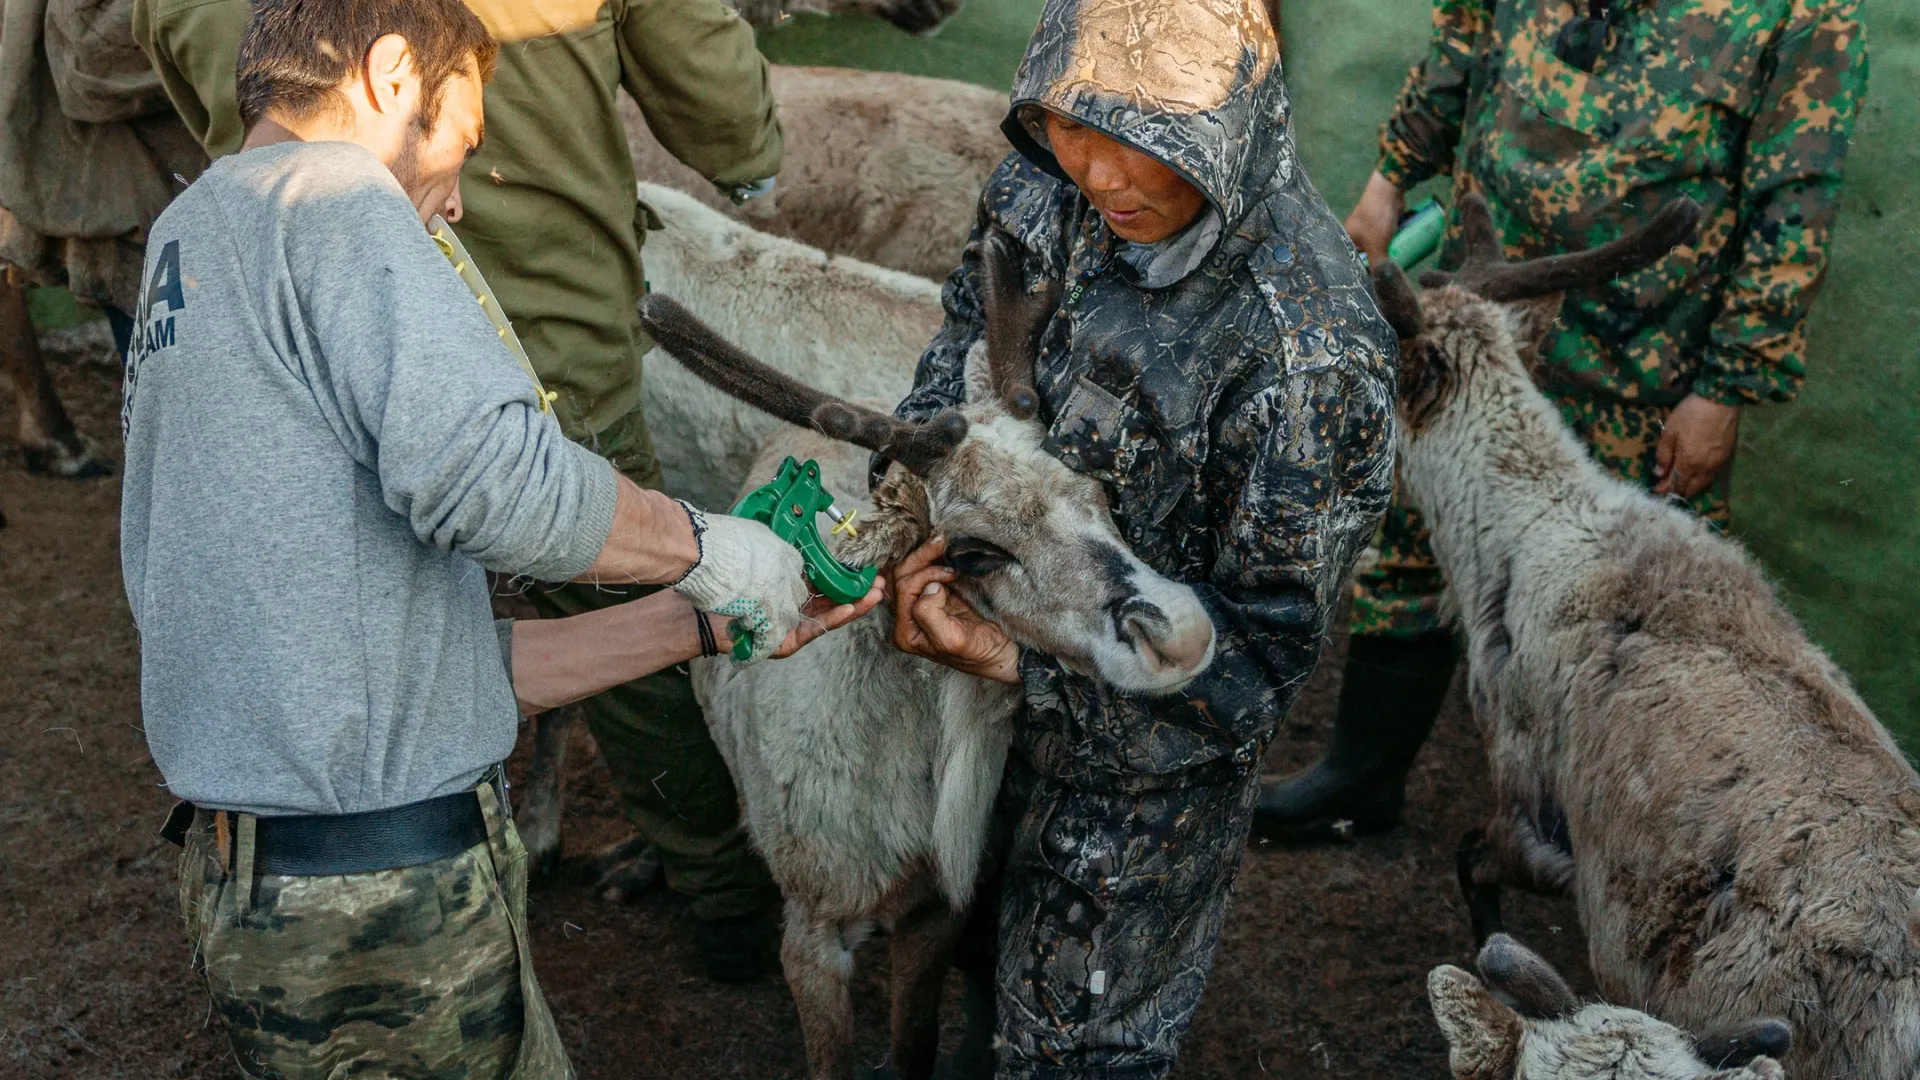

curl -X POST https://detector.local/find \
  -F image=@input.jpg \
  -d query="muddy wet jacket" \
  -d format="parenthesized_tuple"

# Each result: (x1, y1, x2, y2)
(896, 0, 1398, 792)
(1381, 0, 1867, 406)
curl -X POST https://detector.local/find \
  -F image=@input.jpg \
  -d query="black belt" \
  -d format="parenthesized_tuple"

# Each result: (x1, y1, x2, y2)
(162, 788, 490, 877)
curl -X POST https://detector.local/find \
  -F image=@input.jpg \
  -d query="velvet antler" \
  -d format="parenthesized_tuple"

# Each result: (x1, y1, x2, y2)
(978, 227, 1060, 421)
(1370, 260, 1426, 341)
(1420, 192, 1702, 302)
(637, 294, 967, 476)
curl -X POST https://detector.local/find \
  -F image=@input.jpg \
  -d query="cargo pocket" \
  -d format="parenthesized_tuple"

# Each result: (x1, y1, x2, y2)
(477, 784, 575, 1080)
(1042, 375, 1189, 533)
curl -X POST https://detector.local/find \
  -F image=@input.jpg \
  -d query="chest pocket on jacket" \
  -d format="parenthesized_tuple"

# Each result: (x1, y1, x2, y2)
(1483, 9, 1759, 216)
(1043, 376, 1188, 531)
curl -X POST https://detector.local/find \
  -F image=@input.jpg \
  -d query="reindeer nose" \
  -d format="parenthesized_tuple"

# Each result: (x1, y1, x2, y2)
(1121, 600, 1215, 676)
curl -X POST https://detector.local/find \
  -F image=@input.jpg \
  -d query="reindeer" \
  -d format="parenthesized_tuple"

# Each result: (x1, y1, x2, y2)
(1431, 934, 1791, 1080)
(628, 229, 1216, 1080)
(624, 66, 1007, 281)
(1, 263, 109, 480)
(1371, 193, 1920, 1079)
(507, 182, 943, 883)
(732, 0, 961, 34)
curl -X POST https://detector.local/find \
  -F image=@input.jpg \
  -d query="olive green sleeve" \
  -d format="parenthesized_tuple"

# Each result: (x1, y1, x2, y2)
(1376, 0, 1492, 190)
(132, 0, 250, 159)
(613, 0, 783, 186)
(1695, 0, 1867, 406)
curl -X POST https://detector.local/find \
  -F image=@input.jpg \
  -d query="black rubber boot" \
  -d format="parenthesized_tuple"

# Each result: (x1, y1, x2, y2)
(1253, 632, 1459, 842)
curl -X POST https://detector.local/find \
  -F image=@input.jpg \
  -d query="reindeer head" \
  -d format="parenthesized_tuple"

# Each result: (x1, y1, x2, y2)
(1430, 935, 1790, 1080)
(1369, 194, 1701, 440)
(637, 229, 1216, 694)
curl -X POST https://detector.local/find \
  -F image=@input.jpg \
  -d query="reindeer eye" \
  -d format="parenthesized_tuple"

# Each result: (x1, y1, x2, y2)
(944, 538, 1016, 577)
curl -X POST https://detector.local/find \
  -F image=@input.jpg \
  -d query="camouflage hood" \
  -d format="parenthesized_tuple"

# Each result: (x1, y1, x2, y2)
(1002, 0, 1287, 243)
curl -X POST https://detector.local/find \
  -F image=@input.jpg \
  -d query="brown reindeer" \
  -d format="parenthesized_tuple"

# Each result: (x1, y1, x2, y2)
(1, 264, 109, 485)
(1371, 194, 1920, 1079)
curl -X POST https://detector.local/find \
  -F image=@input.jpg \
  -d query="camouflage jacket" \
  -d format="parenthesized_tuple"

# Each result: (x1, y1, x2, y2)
(1382, 0, 1866, 406)
(897, 0, 1398, 792)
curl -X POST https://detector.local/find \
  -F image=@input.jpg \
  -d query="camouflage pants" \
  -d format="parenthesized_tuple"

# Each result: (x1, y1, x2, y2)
(1353, 393, 1732, 637)
(178, 783, 572, 1079)
(995, 763, 1261, 1079)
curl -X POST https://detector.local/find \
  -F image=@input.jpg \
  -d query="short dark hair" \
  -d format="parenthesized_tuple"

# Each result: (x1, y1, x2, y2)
(235, 0, 498, 131)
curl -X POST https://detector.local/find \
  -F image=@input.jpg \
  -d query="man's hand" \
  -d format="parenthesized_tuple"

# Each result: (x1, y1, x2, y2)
(766, 581, 885, 659)
(672, 506, 810, 660)
(1654, 394, 1741, 498)
(886, 537, 1021, 685)
(1346, 171, 1405, 266)
(512, 580, 883, 716)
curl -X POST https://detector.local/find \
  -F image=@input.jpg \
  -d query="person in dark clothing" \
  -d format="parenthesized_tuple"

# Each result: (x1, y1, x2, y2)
(880, 1, 1397, 1073)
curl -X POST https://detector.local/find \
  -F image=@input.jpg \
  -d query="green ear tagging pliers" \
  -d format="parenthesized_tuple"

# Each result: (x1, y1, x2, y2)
(725, 456, 879, 660)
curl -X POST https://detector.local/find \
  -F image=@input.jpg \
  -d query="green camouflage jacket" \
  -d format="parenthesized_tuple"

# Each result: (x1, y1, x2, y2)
(1380, 0, 1866, 406)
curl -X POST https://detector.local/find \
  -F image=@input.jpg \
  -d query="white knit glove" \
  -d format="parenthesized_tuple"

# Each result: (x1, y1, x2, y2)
(669, 500, 808, 661)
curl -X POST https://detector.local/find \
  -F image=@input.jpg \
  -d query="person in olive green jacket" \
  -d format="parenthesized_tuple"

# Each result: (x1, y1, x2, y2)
(135, 0, 789, 980)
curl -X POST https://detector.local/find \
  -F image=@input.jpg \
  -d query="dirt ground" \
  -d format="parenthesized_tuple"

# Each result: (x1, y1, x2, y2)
(1, 341, 1593, 1079)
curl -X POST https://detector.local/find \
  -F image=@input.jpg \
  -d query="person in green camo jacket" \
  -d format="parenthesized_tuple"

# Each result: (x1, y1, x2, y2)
(135, 0, 791, 979)
(1255, 0, 1868, 842)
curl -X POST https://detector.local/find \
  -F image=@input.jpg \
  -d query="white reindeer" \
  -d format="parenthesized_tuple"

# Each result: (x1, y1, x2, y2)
(1431, 934, 1791, 1080)
(631, 228, 1216, 1080)
(509, 183, 943, 879)
(635, 181, 942, 510)
(624, 66, 1008, 281)
(1372, 194, 1920, 1080)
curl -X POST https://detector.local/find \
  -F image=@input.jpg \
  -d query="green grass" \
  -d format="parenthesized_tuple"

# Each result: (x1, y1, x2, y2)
(766, 0, 1918, 745)
(755, 2, 1040, 87)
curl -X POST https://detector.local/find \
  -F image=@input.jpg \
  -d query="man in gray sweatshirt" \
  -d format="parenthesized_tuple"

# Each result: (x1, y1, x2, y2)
(118, 2, 875, 1076)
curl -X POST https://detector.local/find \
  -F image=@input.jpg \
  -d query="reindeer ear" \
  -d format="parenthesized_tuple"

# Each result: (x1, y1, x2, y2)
(1429, 965, 1523, 1080)
(1693, 1019, 1791, 1070)
(1477, 934, 1579, 1019)
(838, 464, 933, 567)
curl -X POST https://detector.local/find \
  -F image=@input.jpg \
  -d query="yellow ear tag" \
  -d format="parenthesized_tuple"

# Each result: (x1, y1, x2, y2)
(829, 508, 859, 538)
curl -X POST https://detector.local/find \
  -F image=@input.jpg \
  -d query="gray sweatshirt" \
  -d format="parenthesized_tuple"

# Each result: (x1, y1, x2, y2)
(120, 141, 618, 817)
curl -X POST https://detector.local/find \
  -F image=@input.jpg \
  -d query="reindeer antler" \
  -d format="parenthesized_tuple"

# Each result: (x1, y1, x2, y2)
(1370, 260, 1425, 341)
(979, 227, 1060, 421)
(637, 294, 968, 476)
(1419, 192, 1702, 302)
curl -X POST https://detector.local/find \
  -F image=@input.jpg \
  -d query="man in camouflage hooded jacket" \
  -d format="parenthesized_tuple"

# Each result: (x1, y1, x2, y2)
(887, 0, 1398, 1073)
(1257, 0, 1868, 841)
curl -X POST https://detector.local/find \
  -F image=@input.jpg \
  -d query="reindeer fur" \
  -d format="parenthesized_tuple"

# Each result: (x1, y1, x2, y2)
(635, 181, 943, 510)
(1387, 197, 1920, 1079)
(512, 185, 943, 884)
(1430, 936, 1788, 1080)
(625, 66, 1007, 281)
